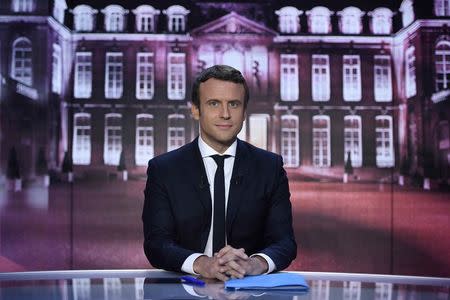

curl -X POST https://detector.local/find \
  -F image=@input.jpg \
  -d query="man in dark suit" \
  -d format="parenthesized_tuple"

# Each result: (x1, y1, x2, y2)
(143, 65, 296, 281)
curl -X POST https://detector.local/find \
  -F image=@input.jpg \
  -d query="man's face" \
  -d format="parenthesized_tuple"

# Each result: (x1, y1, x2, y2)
(191, 78, 246, 153)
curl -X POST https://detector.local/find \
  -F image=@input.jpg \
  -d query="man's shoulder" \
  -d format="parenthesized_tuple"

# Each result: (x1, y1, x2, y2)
(149, 140, 196, 167)
(238, 140, 281, 162)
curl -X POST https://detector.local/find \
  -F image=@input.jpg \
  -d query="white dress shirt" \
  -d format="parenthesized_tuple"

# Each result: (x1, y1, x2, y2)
(181, 136, 275, 274)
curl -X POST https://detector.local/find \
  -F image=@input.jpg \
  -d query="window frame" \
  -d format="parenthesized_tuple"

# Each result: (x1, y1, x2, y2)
(435, 40, 450, 91)
(375, 115, 395, 168)
(11, 37, 32, 86)
(136, 52, 155, 100)
(343, 55, 362, 101)
(104, 113, 122, 166)
(74, 52, 92, 99)
(312, 54, 330, 101)
(405, 46, 417, 98)
(72, 113, 91, 165)
(312, 115, 331, 167)
(281, 115, 300, 167)
(167, 52, 186, 100)
(52, 43, 62, 94)
(344, 115, 363, 167)
(105, 52, 124, 99)
(167, 114, 186, 152)
(374, 55, 393, 102)
(135, 114, 154, 166)
(280, 54, 299, 101)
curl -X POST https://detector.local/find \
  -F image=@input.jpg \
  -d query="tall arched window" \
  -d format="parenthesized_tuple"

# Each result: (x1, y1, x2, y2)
(167, 114, 186, 152)
(163, 5, 190, 33)
(375, 115, 394, 167)
(313, 115, 331, 167)
(72, 113, 91, 165)
(281, 115, 299, 167)
(135, 114, 154, 166)
(435, 40, 450, 91)
(306, 6, 332, 34)
(72, 5, 97, 32)
(11, 37, 32, 85)
(338, 7, 364, 34)
(275, 6, 302, 34)
(102, 5, 128, 32)
(104, 113, 122, 165)
(344, 115, 362, 167)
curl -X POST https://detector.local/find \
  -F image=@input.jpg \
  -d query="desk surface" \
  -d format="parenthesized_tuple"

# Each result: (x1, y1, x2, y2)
(0, 270, 449, 300)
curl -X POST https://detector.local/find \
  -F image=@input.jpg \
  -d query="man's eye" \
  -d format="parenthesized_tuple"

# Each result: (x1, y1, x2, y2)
(229, 102, 240, 108)
(209, 101, 219, 107)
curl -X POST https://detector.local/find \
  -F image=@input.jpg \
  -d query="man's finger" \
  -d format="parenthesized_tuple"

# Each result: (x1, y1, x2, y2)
(224, 260, 246, 276)
(216, 245, 233, 258)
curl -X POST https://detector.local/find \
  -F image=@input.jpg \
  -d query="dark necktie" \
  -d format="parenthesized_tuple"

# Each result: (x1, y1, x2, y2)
(211, 154, 230, 254)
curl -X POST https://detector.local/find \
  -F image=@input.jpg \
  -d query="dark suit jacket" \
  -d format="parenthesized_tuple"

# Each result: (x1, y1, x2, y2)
(142, 138, 297, 272)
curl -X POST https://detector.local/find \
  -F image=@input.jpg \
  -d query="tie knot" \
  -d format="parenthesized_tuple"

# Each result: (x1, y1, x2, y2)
(211, 154, 230, 168)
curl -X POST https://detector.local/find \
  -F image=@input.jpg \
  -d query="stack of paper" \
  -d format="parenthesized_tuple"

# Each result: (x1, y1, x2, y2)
(225, 273, 309, 291)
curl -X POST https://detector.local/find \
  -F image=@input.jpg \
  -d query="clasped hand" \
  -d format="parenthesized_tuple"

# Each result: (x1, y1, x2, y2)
(193, 246, 268, 281)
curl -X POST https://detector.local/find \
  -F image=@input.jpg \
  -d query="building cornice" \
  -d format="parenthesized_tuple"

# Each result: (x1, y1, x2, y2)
(273, 35, 394, 46)
(71, 33, 192, 42)
(0, 15, 47, 23)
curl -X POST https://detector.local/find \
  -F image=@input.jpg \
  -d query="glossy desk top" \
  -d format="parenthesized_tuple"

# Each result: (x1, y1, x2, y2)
(0, 270, 449, 300)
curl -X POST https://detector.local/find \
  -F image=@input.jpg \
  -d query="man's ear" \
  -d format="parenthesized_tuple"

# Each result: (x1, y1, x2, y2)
(191, 103, 200, 120)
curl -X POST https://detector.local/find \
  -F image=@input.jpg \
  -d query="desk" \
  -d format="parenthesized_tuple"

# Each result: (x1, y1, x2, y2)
(0, 270, 449, 299)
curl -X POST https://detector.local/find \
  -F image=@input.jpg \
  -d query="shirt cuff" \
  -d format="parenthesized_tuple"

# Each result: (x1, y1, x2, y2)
(251, 253, 276, 274)
(181, 253, 204, 275)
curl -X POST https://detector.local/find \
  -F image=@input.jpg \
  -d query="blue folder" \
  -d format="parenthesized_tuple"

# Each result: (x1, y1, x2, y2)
(224, 273, 309, 291)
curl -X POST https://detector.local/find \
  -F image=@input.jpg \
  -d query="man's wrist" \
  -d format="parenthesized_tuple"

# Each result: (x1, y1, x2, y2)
(193, 255, 208, 275)
(251, 255, 269, 274)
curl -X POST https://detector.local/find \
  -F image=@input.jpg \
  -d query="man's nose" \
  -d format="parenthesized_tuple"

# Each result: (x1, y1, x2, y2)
(220, 103, 231, 119)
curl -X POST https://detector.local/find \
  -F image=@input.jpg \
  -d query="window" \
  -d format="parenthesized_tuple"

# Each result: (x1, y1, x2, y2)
(338, 7, 363, 34)
(280, 54, 299, 101)
(435, 40, 450, 91)
(136, 53, 154, 99)
(11, 37, 32, 86)
(369, 8, 393, 34)
(72, 5, 97, 32)
(249, 114, 269, 150)
(102, 5, 128, 32)
(104, 114, 122, 166)
(73, 279, 91, 300)
(12, 0, 34, 12)
(344, 116, 362, 167)
(405, 46, 417, 98)
(167, 53, 186, 100)
(313, 115, 331, 167)
(104, 278, 122, 300)
(374, 55, 392, 101)
(52, 44, 62, 94)
(72, 113, 91, 165)
(133, 5, 160, 32)
(167, 114, 186, 152)
(375, 283, 393, 300)
(343, 55, 361, 101)
(435, 0, 450, 16)
(400, 0, 414, 28)
(275, 6, 302, 34)
(376, 116, 395, 167)
(312, 55, 330, 101)
(135, 114, 154, 166)
(105, 52, 123, 99)
(74, 52, 92, 99)
(281, 115, 299, 167)
(53, 0, 67, 23)
(306, 6, 332, 34)
(163, 5, 190, 33)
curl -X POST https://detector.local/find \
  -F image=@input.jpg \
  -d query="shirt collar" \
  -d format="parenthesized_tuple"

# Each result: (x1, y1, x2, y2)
(198, 135, 237, 158)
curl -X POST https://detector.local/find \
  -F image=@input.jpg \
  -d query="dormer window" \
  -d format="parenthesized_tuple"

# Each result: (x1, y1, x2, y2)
(72, 5, 97, 32)
(338, 7, 364, 34)
(12, 0, 34, 13)
(369, 8, 393, 34)
(163, 5, 190, 33)
(400, 0, 415, 28)
(306, 6, 332, 34)
(133, 5, 160, 33)
(102, 5, 128, 32)
(434, 0, 450, 16)
(275, 6, 302, 34)
(53, 0, 67, 23)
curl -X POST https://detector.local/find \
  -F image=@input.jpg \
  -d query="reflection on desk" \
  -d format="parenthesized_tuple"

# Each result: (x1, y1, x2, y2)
(0, 270, 449, 300)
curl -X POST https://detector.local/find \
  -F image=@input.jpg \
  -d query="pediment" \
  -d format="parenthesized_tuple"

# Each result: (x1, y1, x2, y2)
(191, 11, 277, 36)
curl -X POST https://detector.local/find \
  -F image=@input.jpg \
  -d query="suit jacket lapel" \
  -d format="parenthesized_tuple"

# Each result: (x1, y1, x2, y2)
(226, 139, 250, 234)
(189, 138, 212, 218)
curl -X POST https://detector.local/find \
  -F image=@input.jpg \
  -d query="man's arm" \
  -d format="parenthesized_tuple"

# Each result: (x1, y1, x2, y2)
(143, 159, 196, 271)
